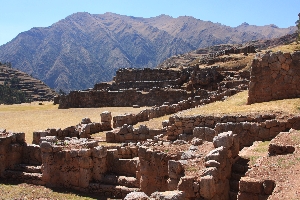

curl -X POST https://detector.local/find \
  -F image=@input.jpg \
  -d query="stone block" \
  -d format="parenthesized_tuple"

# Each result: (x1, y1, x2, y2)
(150, 191, 186, 200)
(78, 149, 91, 157)
(79, 157, 93, 169)
(79, 168, 91, 188)
(124, 192, 149, 200)
(263, 179, 275, 195)
(92, 146, 107, 158)
(178, 176, 196, 198)
(239, 177, 263, 194)
(213, 131, 233, 148)
(40, 141, 53, 153)
(200, 175, 216, 199)
(168, 160, 184, 179)
(101, 111, 112, 122)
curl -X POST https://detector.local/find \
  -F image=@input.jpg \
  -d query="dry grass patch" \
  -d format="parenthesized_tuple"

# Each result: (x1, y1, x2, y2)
(270, 42, 300, 53)
(0, 181, 105, 200)
(133, 91, 300, 129)
(134, 115, 170, 129)
(0, 102, 150, 144)
(180, 91, 300, 117)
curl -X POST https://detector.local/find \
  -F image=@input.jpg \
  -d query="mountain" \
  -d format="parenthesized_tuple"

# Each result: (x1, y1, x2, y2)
(0, 12, 296, 91)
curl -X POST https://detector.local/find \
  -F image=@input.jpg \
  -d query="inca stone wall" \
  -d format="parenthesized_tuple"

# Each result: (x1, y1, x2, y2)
(59, 89, 190, 108)
(59, 66, 246, 109)
(114, 68, 185, 83)
(248, 51, 300, 104)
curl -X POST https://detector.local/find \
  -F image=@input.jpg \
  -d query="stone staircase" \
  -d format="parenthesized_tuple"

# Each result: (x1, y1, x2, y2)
(3, 163, 45, 185)
(229, 157, 249, 200)
(89, 150, 141, 199)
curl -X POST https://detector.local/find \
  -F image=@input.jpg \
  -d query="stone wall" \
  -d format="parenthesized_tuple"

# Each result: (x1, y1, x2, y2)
(166, 113, 300, 149)
(138, 146, 176, 195)
(40, 139, 106, 189)
(248, 51, 300, 104)
(0, 131, 25, 177)
(59, 65, 249, 109)
(106, 124, 164, 143)
(114, 68, 185, 83)
(59, 89, 190, 109)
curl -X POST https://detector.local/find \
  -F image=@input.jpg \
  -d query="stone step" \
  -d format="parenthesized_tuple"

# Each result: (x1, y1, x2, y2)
(3, 170, 45, 185)
(229, 179, 239, 192)
(101, 175, 139, 188)
(89, 183, 140, 199)
(13, 164, 42, 173)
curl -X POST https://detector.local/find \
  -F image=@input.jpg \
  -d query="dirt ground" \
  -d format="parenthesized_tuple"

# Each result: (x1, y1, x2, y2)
(240, 130, 300, 199)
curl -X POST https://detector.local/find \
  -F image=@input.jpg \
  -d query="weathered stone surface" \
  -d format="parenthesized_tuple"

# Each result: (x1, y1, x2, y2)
(150, 190, 186, 200)
(213, 131, 233, 148)
(40, 141, 53, 153)
(239, 177, 264, 194)
(125, 192, 149, 200)
(178, 176, 196, 198)
(200, 175, 216, 199)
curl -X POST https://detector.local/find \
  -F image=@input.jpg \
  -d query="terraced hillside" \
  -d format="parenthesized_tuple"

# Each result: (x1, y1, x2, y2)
(0, 64, 57, 102)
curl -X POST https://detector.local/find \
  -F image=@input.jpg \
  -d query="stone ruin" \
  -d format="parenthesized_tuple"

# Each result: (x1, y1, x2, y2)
(248, 51, 300, 104)
(58, 65, 249, 109)
(1, 50, 300, 199)
(1, 110, 300, 199)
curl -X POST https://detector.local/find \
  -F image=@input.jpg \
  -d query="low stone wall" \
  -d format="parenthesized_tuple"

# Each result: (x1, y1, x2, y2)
(167, 113, 300, 149)
(248, 51, 300, 104)
(106, 124, 164, 143)
(112, 88, 241, 128)
(166, 114, 277, 139)
(32, 112, 112, 144)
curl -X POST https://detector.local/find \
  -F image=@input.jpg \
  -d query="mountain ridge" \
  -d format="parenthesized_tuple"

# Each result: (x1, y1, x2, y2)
(0, 12, 296, 91)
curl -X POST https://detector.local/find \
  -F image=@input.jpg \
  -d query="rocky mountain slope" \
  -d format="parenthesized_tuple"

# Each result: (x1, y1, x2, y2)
(0, 12, 296, 91)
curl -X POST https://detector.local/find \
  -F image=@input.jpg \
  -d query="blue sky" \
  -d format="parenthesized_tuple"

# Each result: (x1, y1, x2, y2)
(0, 0, 299, 46)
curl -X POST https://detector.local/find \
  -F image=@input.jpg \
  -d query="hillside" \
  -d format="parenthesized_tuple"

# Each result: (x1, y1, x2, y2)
(0, 12, 296, 91)
(0, 63, 57, 103)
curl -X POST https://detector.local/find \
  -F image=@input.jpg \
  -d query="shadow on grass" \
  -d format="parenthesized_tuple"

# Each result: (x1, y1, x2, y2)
(0, 179, 111, 200)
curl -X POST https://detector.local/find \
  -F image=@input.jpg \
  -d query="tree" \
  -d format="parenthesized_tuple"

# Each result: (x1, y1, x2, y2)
(296, 13, 300, 43)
